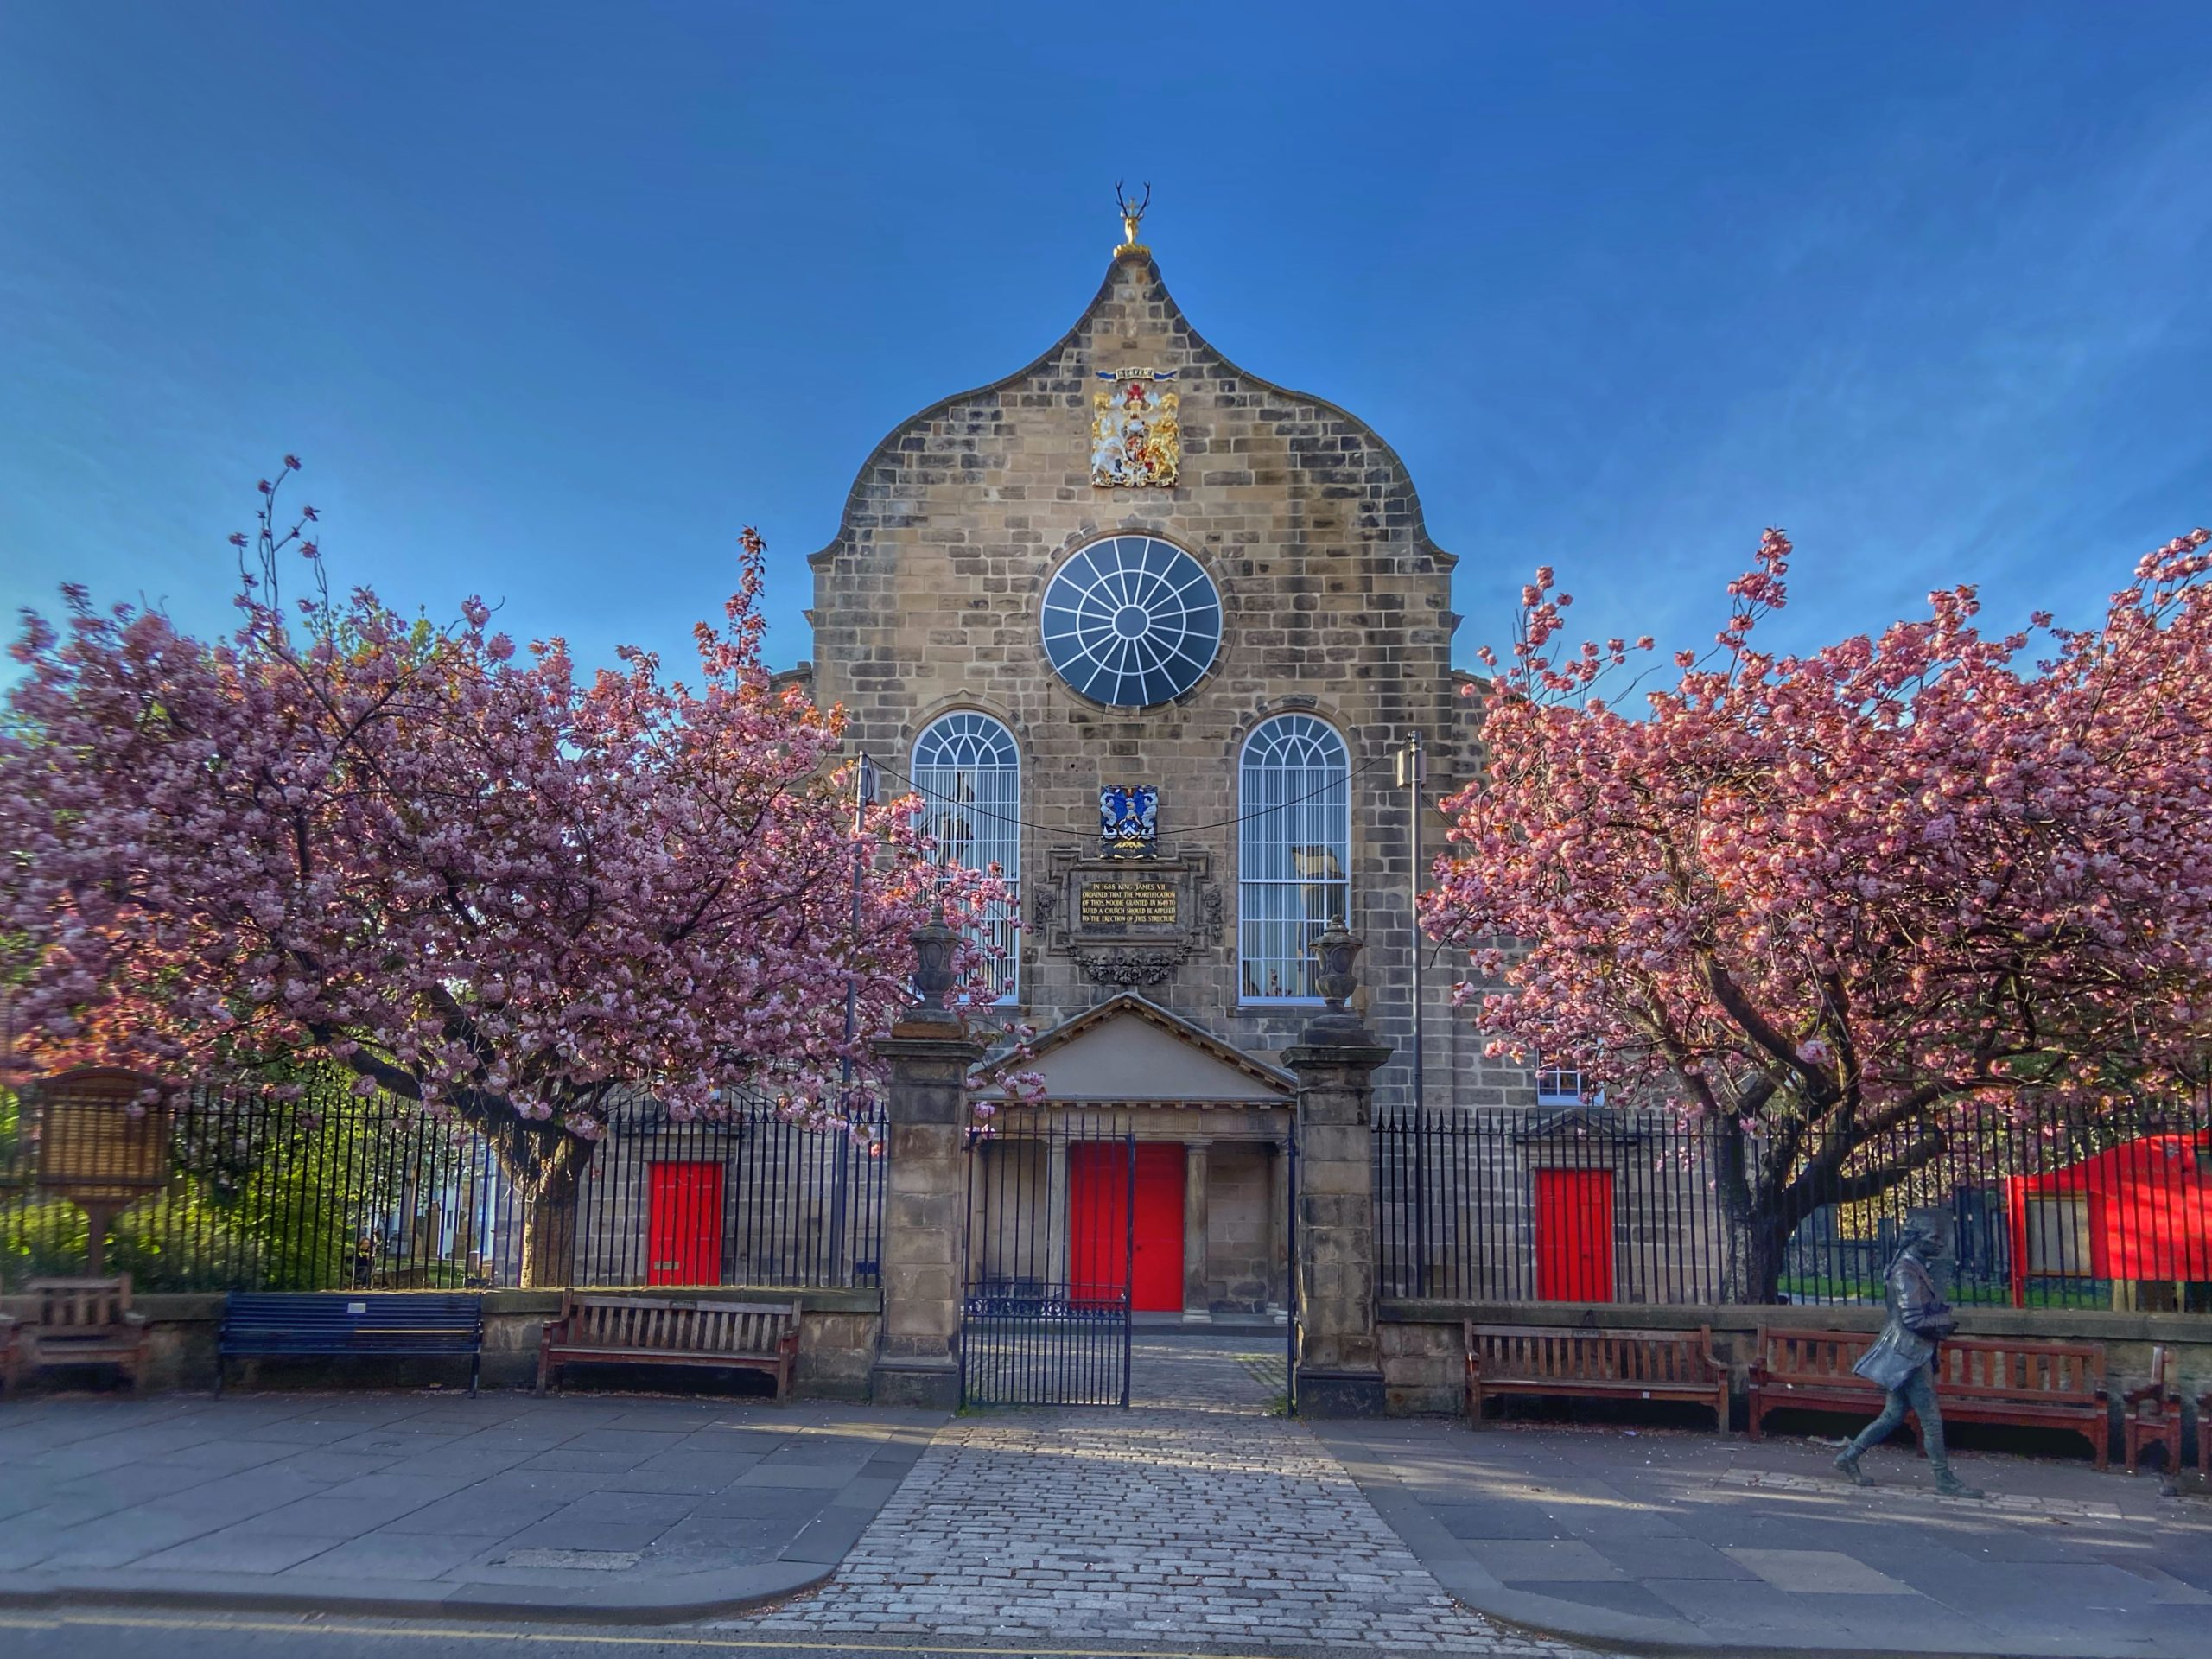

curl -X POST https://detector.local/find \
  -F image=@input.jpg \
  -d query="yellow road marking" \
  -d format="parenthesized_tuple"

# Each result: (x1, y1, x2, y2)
(0, 1606, 1237, 1658)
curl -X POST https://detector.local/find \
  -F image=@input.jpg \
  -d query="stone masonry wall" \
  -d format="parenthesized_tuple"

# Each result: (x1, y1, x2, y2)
(805, 250, 1526, 1110)
(14, 1289, 883, 1400)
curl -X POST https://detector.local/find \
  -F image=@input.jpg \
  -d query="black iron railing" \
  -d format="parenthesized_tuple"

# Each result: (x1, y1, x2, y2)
(1375, 1092, 2212, 1310)
(960, 1110, 1135, 1408)
(0, 1077, 885, 1293)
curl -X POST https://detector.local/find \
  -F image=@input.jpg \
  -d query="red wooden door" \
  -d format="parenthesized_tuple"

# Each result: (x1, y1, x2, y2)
(1132, 1142, 1186, 1313)
(1068, 1141, 1128, 1306)
(647, 1160, 724, 1286)
(1535, 1168, 1614, 1301)
(1068, 1141, 1186, 1312)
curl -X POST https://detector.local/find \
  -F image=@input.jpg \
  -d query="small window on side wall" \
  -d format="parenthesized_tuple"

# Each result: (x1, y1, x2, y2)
(1535, 1061, 1588, 1106)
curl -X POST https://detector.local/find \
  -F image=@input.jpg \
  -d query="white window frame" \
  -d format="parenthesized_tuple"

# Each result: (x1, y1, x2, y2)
(912, 712, 1021, 1004)
(1534, 1052, 1604, 1107)
(1534, 1063, 1585, 1106)
(1238, 713, 1351, 1002)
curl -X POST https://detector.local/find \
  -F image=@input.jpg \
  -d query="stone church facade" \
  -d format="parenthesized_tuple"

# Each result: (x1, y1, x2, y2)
(775, 231, 1561, 1317)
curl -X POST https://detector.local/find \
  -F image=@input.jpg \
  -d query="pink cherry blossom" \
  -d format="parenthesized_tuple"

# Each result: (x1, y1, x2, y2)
(1, 466, 1022, 1283)
(1426, 526, 2212, 1300)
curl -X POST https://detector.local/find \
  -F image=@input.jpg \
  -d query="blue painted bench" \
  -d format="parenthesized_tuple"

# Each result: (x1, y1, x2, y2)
(217, 1292, 484, 1395)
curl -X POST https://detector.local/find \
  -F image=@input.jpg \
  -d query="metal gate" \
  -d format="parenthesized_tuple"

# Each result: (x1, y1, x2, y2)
(960, 1113, 1134, 1408)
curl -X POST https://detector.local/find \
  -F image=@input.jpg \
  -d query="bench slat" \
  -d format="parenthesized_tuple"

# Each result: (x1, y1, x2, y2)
(538, 1294, 800, 1402)
(1747, 1325, 2108, 1467)
(1464, 1322, 1728, 1431)
(216, 1293, 483, 1399)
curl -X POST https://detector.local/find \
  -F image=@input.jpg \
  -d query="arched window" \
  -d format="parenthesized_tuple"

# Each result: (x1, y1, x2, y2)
(1238, 714, 1350, 1001)
(912, 711, 1021, 1003)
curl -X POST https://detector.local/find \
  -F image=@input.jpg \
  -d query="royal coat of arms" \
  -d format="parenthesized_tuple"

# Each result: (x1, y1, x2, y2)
(1092, 369, 1179, 487)
(1099, 784, 1160, 855)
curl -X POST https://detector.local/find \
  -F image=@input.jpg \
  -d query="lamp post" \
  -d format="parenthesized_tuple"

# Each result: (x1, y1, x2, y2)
(830, 752, 878, 1286)
(1395, 731, 1431, 1298)
(1395, 730, 1427, 1110)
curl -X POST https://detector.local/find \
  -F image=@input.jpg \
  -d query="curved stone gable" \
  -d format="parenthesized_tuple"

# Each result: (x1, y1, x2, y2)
(808, 251, 1453, 575)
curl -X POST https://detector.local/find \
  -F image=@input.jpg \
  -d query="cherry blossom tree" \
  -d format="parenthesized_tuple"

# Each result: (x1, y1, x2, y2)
(1425, 526, 2212, 1301)
(1, 463, 1016, 1283)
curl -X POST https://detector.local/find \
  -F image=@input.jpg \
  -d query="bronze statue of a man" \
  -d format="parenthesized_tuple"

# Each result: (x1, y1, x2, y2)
(1834, 1206, 1986, 1497)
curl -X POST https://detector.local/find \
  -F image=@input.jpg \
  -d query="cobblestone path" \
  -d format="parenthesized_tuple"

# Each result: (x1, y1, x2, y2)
(734, 1335, 1582, 1654)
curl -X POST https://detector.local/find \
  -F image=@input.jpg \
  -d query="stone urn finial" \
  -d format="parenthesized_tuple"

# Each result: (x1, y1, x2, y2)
(908, 907, 960, 1018)
(1300, 918, 1377, 1048)
(1311, 918, 1363, 1009)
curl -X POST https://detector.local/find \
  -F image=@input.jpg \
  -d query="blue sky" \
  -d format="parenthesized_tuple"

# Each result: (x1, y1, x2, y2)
(3, 3, 2207, 686)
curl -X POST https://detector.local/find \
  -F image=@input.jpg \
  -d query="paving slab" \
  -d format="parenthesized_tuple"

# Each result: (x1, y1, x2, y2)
(1324, 1414, 2212, 1657)
(0, 1390, 943, 1622)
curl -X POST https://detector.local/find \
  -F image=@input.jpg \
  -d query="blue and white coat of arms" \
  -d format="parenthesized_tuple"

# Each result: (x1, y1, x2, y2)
(1099, 785, 1159, 855)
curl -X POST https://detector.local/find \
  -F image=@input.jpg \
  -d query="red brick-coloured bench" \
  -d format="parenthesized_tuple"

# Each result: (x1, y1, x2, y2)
(1464, 1320, 1731, 1430)
(1748, 1326, 2110, 1467)
(537, 1294, 799, 1399)
(2123, 1345, 2181, 1476)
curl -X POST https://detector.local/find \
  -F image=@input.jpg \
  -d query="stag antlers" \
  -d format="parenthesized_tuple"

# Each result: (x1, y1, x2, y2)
(1114, 181, 1152, 250)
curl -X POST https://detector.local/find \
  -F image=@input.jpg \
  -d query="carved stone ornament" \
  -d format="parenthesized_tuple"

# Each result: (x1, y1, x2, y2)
(1075, 949, 1185, 988)
(909, 910, 959, 1010)
(1091, 371, 1179, 487)
(1039, 844, 1222, 990)
(1311, 918, 1363, 1008)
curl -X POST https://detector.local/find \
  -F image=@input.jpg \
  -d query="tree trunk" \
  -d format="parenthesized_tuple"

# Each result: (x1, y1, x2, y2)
(488, 1120, 595, 1291)
(1721, 1209, 1791, 1305)
(1712, 1117, 1794, 1304)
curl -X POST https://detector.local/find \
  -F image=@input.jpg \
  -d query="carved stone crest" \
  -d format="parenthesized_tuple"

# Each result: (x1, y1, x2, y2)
(1091, 370, 1179, 487)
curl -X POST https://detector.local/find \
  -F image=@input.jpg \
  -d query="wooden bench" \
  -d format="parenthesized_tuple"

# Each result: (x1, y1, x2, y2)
(1464, 1321, 1730, 1430)
(537, 1294, 800, 1399)
(2123, 1345, 2181, 1477)
(1748, 1326, 2111, 1467)
(218, 1292, 484, 1396)
(1, 1276, 149, 1395)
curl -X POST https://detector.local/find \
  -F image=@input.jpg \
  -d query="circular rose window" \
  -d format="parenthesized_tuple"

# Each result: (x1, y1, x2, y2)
(1039, 536, 1222, 708)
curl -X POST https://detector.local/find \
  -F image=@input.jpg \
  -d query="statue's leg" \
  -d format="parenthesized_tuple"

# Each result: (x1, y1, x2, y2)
(1907, 1369, 1947, 1468)
(1846, 1387, 1908, 1459)
(1910, 1369, 1985, 1497)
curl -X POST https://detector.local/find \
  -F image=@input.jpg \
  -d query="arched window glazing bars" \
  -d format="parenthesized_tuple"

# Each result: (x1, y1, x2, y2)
(912, 712, 1021, 1004)
(1237, 714, 1350, 1001)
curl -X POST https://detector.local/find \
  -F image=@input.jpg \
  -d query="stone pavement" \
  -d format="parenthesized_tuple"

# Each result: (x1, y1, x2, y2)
(731, 1332, 1580, 1654)
(1323, 1414, 2212, 1658)
(0, 1389, 940, 1619)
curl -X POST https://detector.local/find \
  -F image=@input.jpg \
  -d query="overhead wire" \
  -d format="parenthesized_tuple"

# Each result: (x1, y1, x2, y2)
(859, 749, 1395, 841)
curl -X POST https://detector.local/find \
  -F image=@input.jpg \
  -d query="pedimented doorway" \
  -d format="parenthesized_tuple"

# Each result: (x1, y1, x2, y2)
(961, 995, 1295, 1408)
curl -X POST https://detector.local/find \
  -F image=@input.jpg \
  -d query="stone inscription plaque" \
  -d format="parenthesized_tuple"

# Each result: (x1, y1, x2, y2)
(1077, 880, 1179, 929)
(1041, 847, 1223, 990)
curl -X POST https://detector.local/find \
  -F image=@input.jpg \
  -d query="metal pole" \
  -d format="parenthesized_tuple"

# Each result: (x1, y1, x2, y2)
(1402, 728, 1426, 1109)
(830, 753, 875, 1287)
(1285, 1123, 1299, 1414)
(1398, 730, 1430, 1296)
